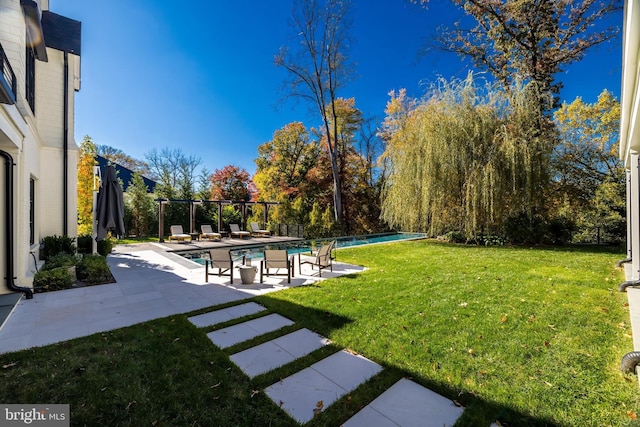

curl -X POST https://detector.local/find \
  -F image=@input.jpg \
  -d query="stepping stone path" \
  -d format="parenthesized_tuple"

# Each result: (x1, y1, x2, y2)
(188, 302, 464, 426)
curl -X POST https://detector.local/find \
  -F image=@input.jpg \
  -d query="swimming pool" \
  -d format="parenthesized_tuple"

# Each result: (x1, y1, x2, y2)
(181, 232, 426, 265)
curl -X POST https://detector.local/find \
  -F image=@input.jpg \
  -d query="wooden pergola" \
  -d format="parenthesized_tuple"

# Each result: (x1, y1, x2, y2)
(155, 199, 280, 242)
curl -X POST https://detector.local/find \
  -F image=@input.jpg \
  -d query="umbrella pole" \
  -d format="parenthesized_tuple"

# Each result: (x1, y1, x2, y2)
(92, 190, 98, 255)
(92, 166, 101, 255)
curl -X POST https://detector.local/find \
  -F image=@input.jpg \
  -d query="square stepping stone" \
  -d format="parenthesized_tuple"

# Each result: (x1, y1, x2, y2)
(207, 313, 294, 349)
(265, 350, 382, 424)
(188, 302, 265, 328)
(230, 329, 330, 378)
(343, 378, 464, 427)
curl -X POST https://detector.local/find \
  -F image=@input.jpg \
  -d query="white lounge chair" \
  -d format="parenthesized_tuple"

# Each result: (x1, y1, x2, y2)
(200, 224, 222, 241)
(250, 222, 271, 237)
(229, 223, 250, 239)
(168, 225, 191, 242)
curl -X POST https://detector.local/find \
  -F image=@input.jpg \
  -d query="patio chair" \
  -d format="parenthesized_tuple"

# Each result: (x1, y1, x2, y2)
(299, 240, 335, 277)
(205, 249, 238, 283)
(229, 223, 251, 239)
(260, 250, 294, 283)
(168, 225, 191, 242)
(250, 222, 271, 237)
(200, 224, 222, 241)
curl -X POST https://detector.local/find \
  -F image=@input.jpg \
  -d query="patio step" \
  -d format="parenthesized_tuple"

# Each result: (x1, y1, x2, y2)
(190, 302, 465, 425)
(264, 350, 383, 424)
(230, 328, 330, 378)
(188, 302, 266, 328)
(206, 313, 294, 349)
(343, 378, 463, 427)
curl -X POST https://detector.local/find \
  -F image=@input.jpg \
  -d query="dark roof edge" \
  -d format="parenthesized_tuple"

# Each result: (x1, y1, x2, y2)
(41, 11, 81, 55)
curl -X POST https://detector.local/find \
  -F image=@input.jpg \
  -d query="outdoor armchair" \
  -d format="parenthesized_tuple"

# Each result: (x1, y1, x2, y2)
(229, 223, 251, 239)
(250, 222, 271, 237)
(205, 249, 240, 283)
(168, 225, 191, 242)
(298, 240, 335, 277)
(260, 250, 294, 283)
(200, 224, 222, 241)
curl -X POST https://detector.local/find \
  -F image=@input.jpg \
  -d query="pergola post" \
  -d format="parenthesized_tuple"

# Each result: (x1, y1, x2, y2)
(158, 200, 166, 242)
(217, 201, 223, 233)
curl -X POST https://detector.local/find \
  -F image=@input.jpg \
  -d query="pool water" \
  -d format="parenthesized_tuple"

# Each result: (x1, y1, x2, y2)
(183, 232, 426, 265)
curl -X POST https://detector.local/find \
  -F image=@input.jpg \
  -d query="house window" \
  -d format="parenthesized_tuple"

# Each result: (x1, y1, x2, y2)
(29, 177, 35, 245)
(25, 46, 35, 114)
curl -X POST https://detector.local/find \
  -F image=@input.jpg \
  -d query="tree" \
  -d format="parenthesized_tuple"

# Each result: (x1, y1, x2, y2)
(145, 148, 201, 233)
(275, 0, 354, 229)
(553, 89, 624, 242)
(253, 122, 319, 202)
(380, 74, 553, 238)
(97, 145, 149, 176)
(125, 173, 155, 237)
(77, 135, 98, 236)
(415, 0, 621, 107)
(145, 148, 201, 199)
(553, 90, 622, 204)
(209, 165, 252, 201)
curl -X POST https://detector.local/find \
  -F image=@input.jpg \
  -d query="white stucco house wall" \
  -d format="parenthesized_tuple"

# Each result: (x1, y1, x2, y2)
(0, 0, 81, 297)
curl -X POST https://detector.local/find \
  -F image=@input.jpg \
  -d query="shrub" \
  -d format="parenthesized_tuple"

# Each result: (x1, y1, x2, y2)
(76, 255, 113, 285)
(41, 235, 76, 260)
(40, 254, 77, 271)
(97, 237, 115, 257)
(33, 267, 75, 292)
(546, 216, 576, 245)
(504, 213, 546, 244)
(441, 230, 466, 243)
(477, 234, 506, 246)
(77, 234, 92, 254)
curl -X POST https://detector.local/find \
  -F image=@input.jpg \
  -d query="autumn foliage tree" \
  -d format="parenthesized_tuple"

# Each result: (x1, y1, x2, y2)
(553, 90, 625, 242)
(77, 135, 98, 236)
(416, 0, 622, 108)
(276, 0, 355, 229)
(209, 165, 252, 201)
(254, 122, 319, 202)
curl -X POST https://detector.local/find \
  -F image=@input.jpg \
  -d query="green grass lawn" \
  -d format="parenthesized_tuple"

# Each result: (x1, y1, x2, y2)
(0, 241, 638, 426)
(256, 241, 640, 426)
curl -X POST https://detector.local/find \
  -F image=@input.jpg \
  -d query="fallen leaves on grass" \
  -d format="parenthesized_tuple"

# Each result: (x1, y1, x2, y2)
(501, 314, 507, 323)
(627, 410, 637, 420)
(313, 400, 324, 417)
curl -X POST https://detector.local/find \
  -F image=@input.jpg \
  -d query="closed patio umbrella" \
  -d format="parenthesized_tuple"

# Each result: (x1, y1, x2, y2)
(95, 164, 125, 241)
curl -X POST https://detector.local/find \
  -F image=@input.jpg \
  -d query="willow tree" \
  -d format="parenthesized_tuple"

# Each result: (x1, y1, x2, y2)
(380, 74, 553, 237)
(275, 0, 354, 230)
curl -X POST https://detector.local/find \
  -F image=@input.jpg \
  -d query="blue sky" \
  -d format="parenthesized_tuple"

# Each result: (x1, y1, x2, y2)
(50, 0, 623, 176)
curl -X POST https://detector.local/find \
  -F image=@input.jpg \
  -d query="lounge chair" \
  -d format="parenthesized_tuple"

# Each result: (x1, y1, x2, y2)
(205, 249, 238, 283)
(168, 225, 191, 242)
(298, 240, 335, 277)
(200, 224, 222, 241)
(260, 250, 294, 283)
(250, 222, 271, 237)
(229, 223, 251, 239)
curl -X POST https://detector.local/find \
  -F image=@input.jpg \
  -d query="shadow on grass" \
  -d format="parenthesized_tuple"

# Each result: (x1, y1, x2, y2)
(253, 295, 562, 427)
